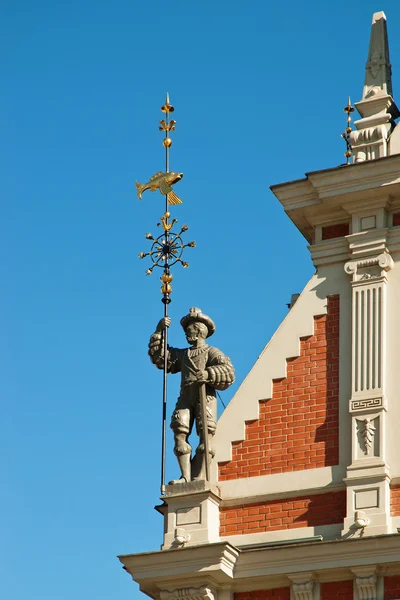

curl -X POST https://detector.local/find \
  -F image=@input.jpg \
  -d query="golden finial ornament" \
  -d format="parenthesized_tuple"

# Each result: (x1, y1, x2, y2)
(161, 92, 174, 114)
(341, 96, 355, 165)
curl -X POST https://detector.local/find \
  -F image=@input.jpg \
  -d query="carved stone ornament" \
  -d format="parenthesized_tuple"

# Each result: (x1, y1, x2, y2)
(351, 566, 379, 600)
(350, 124, 389, 147)
(292, 580, 314, 600)
(367, 49, 384, 79)
(359, 271, 379, 281)
(160, 586, 215, 600)
(345, 253, 394, 281)
(357, 417, 376, 455)
(355, 574, 377, 600)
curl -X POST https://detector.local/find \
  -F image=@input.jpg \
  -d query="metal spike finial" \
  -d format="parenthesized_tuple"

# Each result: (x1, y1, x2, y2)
(136, 95, 194, 495)
(341, 96, 355, 165)
(161, 92, 174, 114)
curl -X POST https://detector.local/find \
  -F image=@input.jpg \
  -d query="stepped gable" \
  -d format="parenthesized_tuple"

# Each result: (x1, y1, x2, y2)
(218, 296, 339, 481)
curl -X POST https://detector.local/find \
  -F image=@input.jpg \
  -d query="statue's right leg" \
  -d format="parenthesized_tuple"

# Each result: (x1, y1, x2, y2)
(170, 406, 192, 484)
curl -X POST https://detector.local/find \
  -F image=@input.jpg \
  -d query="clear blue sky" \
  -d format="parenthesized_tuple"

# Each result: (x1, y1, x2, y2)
(2, 1, 399, 599)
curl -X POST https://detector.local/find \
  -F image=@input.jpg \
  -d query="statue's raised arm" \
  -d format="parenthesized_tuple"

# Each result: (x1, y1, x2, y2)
(148, 317, 182, 374)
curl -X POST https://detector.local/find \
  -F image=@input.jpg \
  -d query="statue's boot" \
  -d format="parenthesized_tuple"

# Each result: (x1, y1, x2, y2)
(192, 440, 214, 482)
(169, 452, 191, 484)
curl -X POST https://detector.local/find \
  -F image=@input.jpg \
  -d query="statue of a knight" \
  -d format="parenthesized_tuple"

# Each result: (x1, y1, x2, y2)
(148, 307, 235, 483)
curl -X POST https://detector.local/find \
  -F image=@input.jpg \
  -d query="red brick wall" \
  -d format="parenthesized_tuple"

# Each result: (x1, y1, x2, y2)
(218, 296, 339, 481)
(391, 485, 400, 516)
(235, 590, 290, 600)
(321, 222, 350, 240)
(220, 490, 346, 535)
(321, 581, 353, 599)
(393, 212, 400, 227)
(385, 576, 400, 599)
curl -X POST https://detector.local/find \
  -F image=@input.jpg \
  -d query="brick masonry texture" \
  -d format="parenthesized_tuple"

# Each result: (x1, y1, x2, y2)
(385, 576, 400, 599)
(220, 490, 346, 535)
(393, 212, 400, 226)
(218, 295, 340, 481)
(321, 581, 353, 599)
(321, 222, 350, 240)
(235, 589, 290, 600)
(390, 485, 400, 515)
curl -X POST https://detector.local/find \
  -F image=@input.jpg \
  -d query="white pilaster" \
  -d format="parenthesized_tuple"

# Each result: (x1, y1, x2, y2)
(343, 232, 394, 536)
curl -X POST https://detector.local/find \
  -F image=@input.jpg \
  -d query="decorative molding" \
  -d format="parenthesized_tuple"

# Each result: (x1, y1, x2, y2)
(160, 587, 215, 600)
(350, 397, 384, 412)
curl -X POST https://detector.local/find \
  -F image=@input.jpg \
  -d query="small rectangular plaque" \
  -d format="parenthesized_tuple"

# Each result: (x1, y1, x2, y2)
(355, 488, 379, 509)
(360, 215, 376, 231)
(176, 506, 201, 525)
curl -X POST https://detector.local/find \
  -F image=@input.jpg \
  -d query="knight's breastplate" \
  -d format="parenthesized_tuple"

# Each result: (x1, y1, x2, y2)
(180, 346, 209, 389)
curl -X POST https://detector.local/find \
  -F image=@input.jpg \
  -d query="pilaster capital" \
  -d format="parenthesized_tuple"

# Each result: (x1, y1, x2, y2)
(344, 252, 393, 281)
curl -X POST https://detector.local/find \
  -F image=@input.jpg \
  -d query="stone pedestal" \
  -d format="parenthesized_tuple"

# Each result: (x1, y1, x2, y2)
(161, 480, 221, 549)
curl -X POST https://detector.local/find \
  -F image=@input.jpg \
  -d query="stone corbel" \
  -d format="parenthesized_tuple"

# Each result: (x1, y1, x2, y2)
(160, 586, 215, 600)
(288, 573, 316, 600)
(351, 566, 379, 600)
(344, 252, 394, 281)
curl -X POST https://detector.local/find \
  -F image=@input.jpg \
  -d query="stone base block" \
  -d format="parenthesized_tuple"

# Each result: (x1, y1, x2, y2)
(161, 480, 221, 549)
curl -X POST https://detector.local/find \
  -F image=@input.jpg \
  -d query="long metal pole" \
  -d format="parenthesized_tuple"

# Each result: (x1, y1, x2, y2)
(160, 98, 170, 496)
(199, 383, 210, 482)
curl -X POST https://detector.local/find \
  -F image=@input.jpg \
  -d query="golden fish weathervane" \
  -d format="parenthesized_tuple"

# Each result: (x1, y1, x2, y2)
(135, 92, 184, 206)
(135, 171, 183, 205)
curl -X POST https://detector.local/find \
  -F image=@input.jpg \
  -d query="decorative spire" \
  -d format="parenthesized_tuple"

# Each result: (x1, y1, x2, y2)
(349, 12, 399, 163)
(363, 12, 392, 100)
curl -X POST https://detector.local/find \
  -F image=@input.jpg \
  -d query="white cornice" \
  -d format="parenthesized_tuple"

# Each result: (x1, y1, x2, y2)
(119, 536, 400, 599)
(234, 535, 400, 582)
(309, 238, 349, 267)
(270, 156, 400, 242)
(119, 543, 239, 598)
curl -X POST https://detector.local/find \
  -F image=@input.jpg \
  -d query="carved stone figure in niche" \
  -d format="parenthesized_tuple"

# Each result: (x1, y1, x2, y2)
(148, 307, 235, 483)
